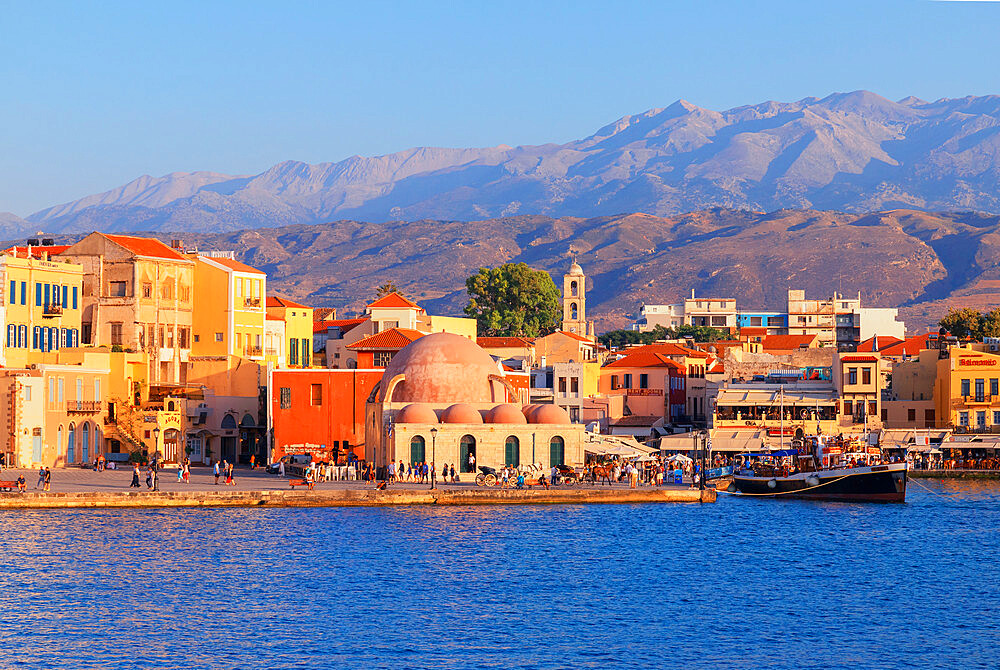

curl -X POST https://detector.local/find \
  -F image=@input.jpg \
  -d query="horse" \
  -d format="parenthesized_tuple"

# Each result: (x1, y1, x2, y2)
(589, 463, 614, 486)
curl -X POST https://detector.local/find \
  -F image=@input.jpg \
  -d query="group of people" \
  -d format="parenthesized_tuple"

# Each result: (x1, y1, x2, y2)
(213, 460, 236, 485)
(384, 461, 462, 484)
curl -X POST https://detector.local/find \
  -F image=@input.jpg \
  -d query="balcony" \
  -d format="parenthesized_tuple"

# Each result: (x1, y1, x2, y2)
(67, 400, 103, 413)
(43, 303, 63, 317)
(952, 425, 1000, 435)
(955, 395, 994, 407)
(243, 297, 261, 309)
(245, 345, 263, 357)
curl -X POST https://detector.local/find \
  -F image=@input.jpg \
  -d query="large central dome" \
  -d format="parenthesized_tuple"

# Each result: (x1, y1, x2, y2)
(380, 332, 502, 404)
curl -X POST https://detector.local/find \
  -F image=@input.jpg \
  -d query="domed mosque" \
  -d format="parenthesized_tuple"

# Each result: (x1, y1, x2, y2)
(366, 332, 583, 476)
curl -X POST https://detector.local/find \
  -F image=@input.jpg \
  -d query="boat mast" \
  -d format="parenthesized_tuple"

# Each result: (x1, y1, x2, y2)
(780, 384, 784, 451)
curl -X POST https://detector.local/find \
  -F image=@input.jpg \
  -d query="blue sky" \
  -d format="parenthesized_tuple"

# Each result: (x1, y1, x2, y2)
(1, 0, 999, 215)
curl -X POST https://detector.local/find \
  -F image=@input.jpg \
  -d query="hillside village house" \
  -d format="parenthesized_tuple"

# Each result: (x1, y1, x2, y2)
(59, 233, 195, 385)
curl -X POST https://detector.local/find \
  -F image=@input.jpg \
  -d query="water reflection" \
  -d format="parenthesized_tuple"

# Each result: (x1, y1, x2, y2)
(0, 482, 997, 669)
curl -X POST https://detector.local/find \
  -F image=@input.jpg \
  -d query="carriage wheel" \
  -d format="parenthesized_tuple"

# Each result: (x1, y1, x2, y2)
(485, 474, 497, 486)
(475, 473, 486, 487)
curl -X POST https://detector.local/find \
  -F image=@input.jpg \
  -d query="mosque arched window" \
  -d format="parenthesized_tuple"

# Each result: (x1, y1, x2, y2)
(410, 435, 426, 465)
(549, 436, 565, 467)
(504, 435, 520, 467)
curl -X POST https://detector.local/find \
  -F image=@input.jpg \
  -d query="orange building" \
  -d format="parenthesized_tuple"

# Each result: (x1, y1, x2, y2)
(269, 368, 382, 463)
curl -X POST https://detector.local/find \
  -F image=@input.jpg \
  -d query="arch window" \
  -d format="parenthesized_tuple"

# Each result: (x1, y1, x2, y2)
(460, 434, 477, 473)
(81, 422, 90, 462)
(570, 303, 578, 320)
(220, 414, 237, 430)
(410, 435, 426, 465)
(504, 435, 520, 467)
(570, 280, 578, 297)
(549, 436, 565, 467)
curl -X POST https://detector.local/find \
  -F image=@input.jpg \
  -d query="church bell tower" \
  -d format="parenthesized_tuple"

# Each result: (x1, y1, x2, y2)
(562, 259, 594, 339)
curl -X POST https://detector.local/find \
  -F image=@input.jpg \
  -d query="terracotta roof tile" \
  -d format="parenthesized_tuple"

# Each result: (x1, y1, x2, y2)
(267, 296, 310, 309)
(3, 245, 71, 258)
(366, 292, 421, 309)
(104, 234, 188, 261)
(556, 330, 595, 343)
(625, 342, 710, 358)
(760, 334, 818, 351)
(879, 332, 936, 357)
(840, 354, 879, 363)
(857, 335, 903, 352)
(313, 318, 367, 334)
(605, 351, 685, 369)
(348, 327, 425, 350)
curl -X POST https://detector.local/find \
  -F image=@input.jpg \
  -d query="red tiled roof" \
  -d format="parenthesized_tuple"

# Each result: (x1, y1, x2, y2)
(761, 334, 818, 351)
(348, 327, 425, 350)
(740, 327, 768, 336)
(265, 315, 283, 321)
(879, 332, 936, 357)
(605, 351, 685, 369)
(857, 335, 903, 352)
(202, 256, 264, 275)
(313, 318, 367, 334)
(267, 296, 310, 309)
(3, 245, 71, 258)
(840, 354, 879, 363)
(477, 336, 536, 348)
(104, 234, 188, 261)
(366, 292, 421, 309)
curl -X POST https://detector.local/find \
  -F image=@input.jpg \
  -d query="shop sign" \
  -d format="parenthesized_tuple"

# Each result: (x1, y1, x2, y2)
(959, 358, 998, 367)
(626, 389, 663, 396)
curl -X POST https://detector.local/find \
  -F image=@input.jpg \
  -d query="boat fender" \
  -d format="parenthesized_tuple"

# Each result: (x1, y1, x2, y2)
(727, 483, 736, 493)
(806, 476, 820, 487)
(767, 479, 777, 489)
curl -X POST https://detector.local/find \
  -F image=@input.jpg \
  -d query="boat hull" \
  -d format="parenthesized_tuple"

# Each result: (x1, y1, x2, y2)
(732, 464, 907, 502)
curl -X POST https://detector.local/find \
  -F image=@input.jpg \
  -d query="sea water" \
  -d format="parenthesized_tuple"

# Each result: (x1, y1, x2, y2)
(0, 479, 997, 669)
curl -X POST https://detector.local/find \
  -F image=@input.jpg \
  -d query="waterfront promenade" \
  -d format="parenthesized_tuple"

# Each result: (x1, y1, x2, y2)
(0, 466, 715, 508)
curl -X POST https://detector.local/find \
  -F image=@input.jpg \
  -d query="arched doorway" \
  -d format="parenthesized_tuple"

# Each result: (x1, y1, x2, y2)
(410, 435, 426, 464)
(163, 429, 181, 462)
(460, 435, 477, 473)
(549, 436, 565, 467)
(505, 435, 520, 467)
(239, 414, 257, 465)
(220, 414, 238, 463)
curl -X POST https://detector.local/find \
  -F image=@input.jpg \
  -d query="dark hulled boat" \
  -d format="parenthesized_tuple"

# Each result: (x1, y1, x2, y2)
(732, 462, 907, 502)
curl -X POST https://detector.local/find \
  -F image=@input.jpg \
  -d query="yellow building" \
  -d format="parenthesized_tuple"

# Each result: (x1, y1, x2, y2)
(1, 246, 84, 369)
(266, 296, 314, 368)
(934, 346, 1000, 433)
(60, 233, 195, 385)
(189, 256, 266, 362)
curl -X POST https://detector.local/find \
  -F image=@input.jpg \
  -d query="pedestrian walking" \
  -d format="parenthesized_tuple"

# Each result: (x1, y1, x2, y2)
(387, 460, 396, 483)
(214, 460, 220, 485)
(225, 463, 235, 486)
(35, 466, 45, 489)
(43, 467, 51, 491)
(177, 465, 184, 482)
(130, 465, 141, 488)
(146, 466, 153, 489)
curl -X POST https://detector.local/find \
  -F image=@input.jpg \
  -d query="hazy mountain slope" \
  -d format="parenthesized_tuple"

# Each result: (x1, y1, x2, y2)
(16, 208, 994, 334)
(20, 91, 1000, 235)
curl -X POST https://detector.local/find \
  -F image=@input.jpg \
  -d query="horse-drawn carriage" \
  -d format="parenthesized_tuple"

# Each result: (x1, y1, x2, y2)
(553, 464, 582, 486)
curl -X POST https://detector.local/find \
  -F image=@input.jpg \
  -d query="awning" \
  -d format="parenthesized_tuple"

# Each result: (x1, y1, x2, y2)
(716, 388, 838, 406)
(708, 430, 764, 452)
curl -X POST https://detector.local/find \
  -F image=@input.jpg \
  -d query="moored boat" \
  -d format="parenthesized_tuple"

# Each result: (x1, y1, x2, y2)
(731, 443, 908, 502)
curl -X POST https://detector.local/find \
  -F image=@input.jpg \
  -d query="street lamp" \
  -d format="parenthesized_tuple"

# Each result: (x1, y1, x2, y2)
(152, 426, 161, 492)
(429, 427, 438, 490)
(699, 429, 708, 492)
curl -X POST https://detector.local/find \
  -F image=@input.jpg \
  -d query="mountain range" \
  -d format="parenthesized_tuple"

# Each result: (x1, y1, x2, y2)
(9, 90, 1000, 234)
(9, 208, 1000, 334)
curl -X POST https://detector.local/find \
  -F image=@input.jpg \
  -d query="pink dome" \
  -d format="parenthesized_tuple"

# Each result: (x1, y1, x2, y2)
(487, 404, 528, 424)
(440, 403, 484, 424)
(522, 404, 543, 420)
(395, 404, 439, 424)
(530, 404, 571, 424)
(381, 332, 502, 404)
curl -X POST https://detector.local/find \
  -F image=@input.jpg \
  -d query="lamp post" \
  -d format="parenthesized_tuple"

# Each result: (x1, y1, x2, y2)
(699, 429, 708, 492)
(429, 427, 438, 490)
(152, 426, 161, 492)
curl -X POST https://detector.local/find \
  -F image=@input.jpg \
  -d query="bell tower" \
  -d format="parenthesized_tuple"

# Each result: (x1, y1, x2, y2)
(562, 259, 593, 338)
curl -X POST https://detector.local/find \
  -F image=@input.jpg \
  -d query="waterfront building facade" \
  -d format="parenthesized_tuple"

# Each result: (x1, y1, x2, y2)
(265, 296, 314, 369)
(190, 256, 266, 362)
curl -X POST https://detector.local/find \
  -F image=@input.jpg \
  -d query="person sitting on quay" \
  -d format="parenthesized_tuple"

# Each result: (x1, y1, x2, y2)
(16, 475, 26, 492)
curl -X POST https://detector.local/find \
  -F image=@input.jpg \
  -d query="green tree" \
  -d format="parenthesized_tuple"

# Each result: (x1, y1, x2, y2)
(464, 263, 561, 337)
(598, 323, 727, 348)
(981, 308, 1000, 339)
(940, 307, 984, 340)
(374, 281, 400, 299)
(673, 324, 729, 342)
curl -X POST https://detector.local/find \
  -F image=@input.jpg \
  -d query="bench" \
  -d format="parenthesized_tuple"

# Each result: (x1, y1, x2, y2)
(288, 478, 315, 490)
(0, 480, 20, 492)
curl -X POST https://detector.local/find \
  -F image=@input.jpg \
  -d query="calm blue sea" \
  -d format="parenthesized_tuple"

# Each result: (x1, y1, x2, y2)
(0, 479, 997, 670)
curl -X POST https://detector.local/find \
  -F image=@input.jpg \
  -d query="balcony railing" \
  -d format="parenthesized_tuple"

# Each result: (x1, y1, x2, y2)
(245, 345, 263, 357)
(43, 303, 63, 316)
(67, 400, 103, 413)
(952, 425, 1000, 435)
(954, 395, 995, 407)
(243, 297, 261, 309)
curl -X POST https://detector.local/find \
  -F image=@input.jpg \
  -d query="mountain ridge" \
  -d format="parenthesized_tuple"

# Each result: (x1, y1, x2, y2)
(15, 90, 1000, 235)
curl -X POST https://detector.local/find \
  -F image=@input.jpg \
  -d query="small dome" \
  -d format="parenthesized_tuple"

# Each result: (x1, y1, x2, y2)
(395, 403, 438, 424)
(487, 404, 528, 424)
(568, 260, 584, 276)
(522, 404, 543, 420)
(380, 332, 502, 403)
(440, 403, 484, 424)
(530, 404, 571, 424)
